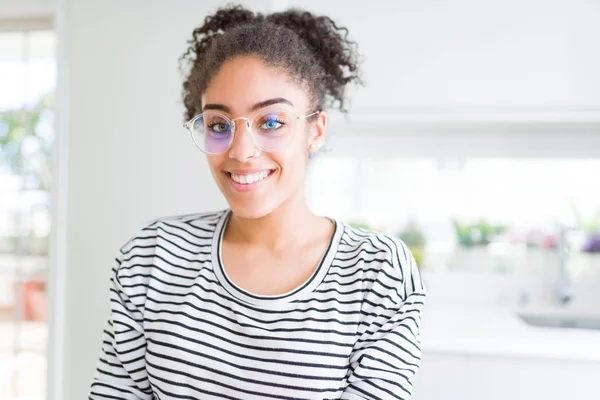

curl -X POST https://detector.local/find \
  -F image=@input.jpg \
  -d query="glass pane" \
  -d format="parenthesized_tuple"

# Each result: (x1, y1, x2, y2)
(0, 27, 54, 400)
(25, 31, 56, 108)
(307, 157, 600, 278)
(0, 32, 25, 110)
(0, 350, 47, 399)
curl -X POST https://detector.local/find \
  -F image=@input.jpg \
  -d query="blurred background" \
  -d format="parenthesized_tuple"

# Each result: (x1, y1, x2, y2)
(0, 0, 599, 399)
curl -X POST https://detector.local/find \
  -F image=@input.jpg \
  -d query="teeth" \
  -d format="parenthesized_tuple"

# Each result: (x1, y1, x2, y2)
(230, 170, 270, 184)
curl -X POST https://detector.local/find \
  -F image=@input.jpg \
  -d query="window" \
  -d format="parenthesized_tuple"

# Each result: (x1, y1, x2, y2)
(307, 156, 600, 279)
(0, 28, 56, 400)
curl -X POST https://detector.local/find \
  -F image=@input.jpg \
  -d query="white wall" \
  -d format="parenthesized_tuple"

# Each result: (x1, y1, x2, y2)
(50, 1, 600, 399)
(51, 1, 267, 399)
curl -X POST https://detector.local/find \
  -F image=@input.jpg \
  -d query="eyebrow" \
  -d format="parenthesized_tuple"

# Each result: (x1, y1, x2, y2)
(202, 97, 295, 113)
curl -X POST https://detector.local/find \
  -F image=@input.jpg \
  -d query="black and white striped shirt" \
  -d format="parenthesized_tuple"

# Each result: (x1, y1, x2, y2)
(89, 209, 426, 400)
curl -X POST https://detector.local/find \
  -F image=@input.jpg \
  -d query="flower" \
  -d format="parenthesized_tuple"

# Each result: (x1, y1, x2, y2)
(582, 233, 600, 253)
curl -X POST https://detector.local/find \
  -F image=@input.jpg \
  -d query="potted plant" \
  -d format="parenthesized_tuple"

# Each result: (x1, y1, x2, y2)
(569, 202, 600, 277)
(13, 279, 47, 321)
(450, 218, 508, 271)
(523, 228, 560, 276)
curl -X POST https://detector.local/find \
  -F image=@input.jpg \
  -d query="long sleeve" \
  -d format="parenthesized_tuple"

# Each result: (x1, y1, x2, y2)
(341, 238, 427, 400)
(89, 251, 154, 400)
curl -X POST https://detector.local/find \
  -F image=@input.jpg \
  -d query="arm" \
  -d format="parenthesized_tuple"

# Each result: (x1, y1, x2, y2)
(341, 240, 427, 400)
(89, 252, 153, 399)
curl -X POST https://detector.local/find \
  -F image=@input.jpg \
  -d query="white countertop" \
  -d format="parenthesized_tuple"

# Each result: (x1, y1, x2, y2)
(419, 271, 600, 363)
(421, 305, 600, 362)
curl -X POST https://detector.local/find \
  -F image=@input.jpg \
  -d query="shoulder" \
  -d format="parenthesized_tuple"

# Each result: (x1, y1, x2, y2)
(109, 209, 227, 305)
(117, 209, 226, 258)
(112, 209, 226, 283)
(339, 223, 414, 274)
(337, 222, 424, 299)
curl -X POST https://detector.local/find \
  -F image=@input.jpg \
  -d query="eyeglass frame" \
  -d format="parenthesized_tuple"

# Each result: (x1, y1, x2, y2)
(182, 107, 321, 155)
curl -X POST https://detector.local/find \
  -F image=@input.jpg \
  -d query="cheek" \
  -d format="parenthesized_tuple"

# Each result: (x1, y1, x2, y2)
(206, 156, 225, 178)
(206, 157, 217, 171)
(277, 144, 309, 181)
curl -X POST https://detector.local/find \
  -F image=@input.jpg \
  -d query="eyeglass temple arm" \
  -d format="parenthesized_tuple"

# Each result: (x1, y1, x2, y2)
(297, 109, 321, 120)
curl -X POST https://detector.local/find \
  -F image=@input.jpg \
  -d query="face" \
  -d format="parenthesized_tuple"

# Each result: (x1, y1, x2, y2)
(200, 55, 327, 220)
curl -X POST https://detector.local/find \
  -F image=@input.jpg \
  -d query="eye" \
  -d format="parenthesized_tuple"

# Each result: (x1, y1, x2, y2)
(208, 122, 230, 134)
(260, 118, 284, 131)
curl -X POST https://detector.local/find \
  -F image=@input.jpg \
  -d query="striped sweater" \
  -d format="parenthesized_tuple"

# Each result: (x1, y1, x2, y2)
(89, 209, 426, 400)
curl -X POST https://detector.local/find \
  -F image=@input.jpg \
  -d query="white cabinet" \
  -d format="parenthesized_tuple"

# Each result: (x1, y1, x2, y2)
(286, 0, 600, 112)
(413, 351, 600, 400)
(411, 353, 470, 400)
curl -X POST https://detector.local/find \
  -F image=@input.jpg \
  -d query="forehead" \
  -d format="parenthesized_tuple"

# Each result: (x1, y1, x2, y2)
(202, 55, 309, 112)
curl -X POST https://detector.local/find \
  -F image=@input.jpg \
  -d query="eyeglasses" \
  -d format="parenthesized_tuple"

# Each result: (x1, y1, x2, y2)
(182, 107, 320, 155)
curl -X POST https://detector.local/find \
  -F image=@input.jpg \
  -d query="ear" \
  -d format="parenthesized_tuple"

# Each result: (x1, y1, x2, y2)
(307, 111, 327, 153)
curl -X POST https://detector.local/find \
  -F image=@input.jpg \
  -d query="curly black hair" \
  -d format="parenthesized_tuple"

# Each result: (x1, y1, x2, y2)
(179, 4, 363, 122)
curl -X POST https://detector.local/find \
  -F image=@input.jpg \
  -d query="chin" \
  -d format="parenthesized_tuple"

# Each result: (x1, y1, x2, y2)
(227, 200, 277, 220)
(214, 167, 286, 220)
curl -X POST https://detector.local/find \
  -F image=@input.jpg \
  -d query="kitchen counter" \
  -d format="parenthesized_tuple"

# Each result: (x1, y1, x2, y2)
(419, 271, 600, 363)
(421, 305, 600, 362)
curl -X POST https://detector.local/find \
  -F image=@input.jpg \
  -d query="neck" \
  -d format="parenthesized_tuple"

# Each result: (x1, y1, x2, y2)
(225, 196, 321, 250)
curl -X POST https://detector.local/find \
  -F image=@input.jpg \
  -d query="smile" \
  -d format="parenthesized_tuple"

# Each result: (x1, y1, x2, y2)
(224, 169, 276, 192)
(229, 170, 272, 184)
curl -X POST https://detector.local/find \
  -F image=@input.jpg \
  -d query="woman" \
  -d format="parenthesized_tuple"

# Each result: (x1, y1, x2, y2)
(90, 5, 426, 400)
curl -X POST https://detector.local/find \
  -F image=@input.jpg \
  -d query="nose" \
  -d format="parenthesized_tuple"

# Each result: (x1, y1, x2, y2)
(228, 118, 260, 161)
